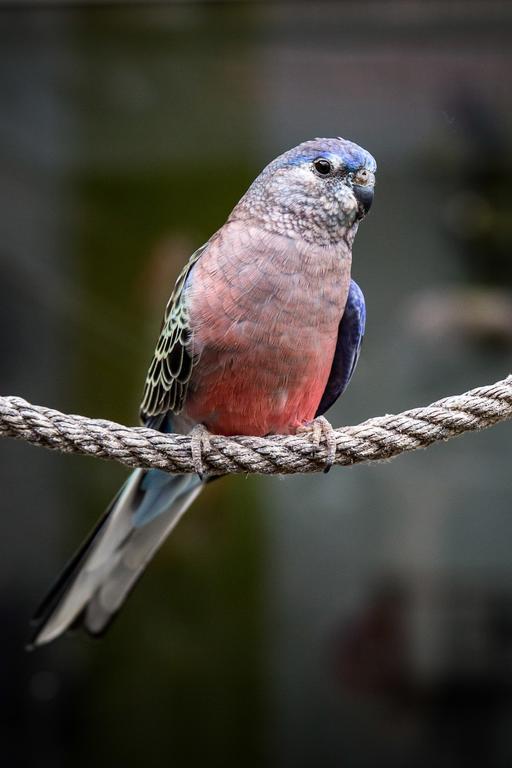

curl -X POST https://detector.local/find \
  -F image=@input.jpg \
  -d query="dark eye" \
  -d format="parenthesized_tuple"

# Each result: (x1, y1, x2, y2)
(313, 158, 333, 176)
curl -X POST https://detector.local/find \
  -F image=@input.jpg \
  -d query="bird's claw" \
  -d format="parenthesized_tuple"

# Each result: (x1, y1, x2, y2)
(190, 423, 212, 480)
(297, 416, 337, 473)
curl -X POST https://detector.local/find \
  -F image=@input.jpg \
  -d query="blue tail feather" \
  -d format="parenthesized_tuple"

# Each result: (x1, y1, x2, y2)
(28, 468, 203, 648)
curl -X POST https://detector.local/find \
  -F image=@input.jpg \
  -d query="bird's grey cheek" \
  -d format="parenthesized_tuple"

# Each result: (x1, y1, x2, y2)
(336, 187, 358, 217)
(353, 185, 374, 219)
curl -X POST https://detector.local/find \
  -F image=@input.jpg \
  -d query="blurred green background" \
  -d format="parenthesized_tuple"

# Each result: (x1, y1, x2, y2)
(1, 2, 512, 767)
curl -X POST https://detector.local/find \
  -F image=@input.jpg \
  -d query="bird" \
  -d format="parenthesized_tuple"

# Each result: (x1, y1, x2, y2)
(28, 137, 376, 648)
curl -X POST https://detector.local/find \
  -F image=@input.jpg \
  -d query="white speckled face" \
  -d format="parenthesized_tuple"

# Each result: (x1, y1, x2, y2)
(261, 158, 363, 243)
(233, 137, 376, 245)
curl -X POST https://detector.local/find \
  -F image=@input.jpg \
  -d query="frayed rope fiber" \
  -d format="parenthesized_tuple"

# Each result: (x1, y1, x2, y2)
(0, 376, 511, 476)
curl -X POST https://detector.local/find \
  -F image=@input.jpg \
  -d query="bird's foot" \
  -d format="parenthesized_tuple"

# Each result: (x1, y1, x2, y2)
(297, 416, 337, 473)
(190, 423, 212, 480)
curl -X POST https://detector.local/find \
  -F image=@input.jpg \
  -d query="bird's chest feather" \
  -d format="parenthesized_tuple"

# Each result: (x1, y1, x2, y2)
(184, 224, 352, 435)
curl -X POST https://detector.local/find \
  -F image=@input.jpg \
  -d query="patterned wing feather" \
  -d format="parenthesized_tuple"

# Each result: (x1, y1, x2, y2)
(140, 243, 207, 421)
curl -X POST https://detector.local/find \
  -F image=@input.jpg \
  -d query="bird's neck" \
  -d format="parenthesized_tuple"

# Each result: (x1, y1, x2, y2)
(231, 187, 359, 248)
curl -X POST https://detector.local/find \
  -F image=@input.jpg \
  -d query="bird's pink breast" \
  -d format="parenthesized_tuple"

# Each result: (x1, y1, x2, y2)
(183, 222, 352, 436)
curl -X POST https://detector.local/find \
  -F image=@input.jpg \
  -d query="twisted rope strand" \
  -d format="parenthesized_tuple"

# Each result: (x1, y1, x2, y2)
(0, 375, 511, 476)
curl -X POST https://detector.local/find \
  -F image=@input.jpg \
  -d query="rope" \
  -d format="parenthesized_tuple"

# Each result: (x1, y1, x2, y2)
(0, 376, 511, 476)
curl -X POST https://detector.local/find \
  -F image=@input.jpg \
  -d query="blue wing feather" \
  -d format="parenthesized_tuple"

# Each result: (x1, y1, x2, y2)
(315, 279, 366, 417)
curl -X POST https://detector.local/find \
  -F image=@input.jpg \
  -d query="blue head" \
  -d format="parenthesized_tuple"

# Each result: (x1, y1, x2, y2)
(233, 137, 377, 245)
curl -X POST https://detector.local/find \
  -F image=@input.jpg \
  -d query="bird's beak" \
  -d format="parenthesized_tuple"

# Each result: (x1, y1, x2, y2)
(353, 184, 374, 219)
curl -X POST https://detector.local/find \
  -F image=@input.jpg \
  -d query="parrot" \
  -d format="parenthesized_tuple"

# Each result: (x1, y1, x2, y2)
(28, 137, 376, 648)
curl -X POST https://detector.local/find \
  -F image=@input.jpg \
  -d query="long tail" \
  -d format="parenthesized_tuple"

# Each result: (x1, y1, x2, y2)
(27, 470, 203, 648)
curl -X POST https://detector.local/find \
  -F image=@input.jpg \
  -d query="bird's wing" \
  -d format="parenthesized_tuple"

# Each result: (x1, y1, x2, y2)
(140, 242, 207, 421)
(315, 278, 366, 417)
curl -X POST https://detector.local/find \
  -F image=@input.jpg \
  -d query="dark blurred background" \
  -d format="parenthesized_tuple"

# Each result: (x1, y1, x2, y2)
(1, 1, 512, 766)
